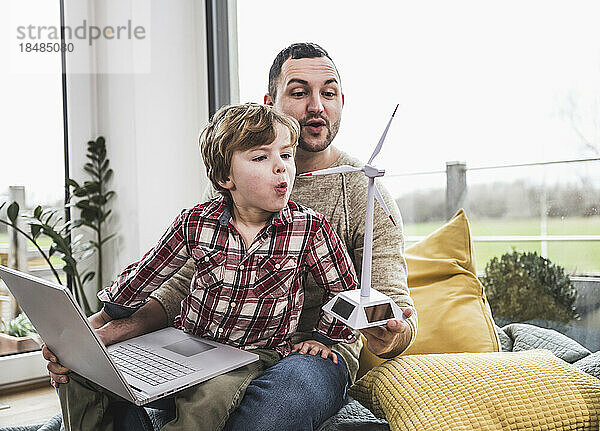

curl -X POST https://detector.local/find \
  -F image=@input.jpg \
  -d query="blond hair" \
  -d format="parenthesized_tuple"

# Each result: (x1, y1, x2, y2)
(200, 103, 300, 197)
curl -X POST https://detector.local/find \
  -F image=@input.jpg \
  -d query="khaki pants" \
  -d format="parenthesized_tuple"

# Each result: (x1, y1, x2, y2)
(59, 348, 280, 431)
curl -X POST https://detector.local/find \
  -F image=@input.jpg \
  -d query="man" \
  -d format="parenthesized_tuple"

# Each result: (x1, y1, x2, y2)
(44, 42, 418, 430)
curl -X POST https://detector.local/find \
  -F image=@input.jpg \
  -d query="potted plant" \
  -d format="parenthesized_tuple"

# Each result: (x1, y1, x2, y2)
(0, 313, 41, 355)
(0, 136, 115, 316)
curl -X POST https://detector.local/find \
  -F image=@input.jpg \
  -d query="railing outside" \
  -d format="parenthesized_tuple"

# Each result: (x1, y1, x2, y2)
(389, 157, 600, 274)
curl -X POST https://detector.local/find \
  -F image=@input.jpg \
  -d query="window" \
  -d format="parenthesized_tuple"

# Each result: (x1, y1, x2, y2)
(1, 0, 65, 359)
(236, 0, 600, 351)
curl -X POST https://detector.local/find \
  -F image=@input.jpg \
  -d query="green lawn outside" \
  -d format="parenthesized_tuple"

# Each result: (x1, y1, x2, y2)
(405, 216, 600, 275)
(0, 232, 54, 248)
(0, 232, 62, 267)
(3, 216, 600, 274)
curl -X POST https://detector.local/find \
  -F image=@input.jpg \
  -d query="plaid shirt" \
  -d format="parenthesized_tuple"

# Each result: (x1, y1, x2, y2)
(98, 197, 358, 356)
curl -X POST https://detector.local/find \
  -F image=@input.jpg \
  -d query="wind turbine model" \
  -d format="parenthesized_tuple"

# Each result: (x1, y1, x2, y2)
(300, 105, 406, 329)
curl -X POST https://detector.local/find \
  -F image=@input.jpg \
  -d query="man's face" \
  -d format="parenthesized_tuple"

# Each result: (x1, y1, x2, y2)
(266, 57, 344, 153)
(220, 124, 296, 214)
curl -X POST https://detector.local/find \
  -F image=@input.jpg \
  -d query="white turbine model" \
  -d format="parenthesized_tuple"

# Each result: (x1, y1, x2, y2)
(300, 105, 406, 329)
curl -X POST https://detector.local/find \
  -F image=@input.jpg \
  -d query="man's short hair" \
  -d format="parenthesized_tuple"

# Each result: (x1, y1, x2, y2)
(200, 103, 300, 198)
(268, 42, 340, 100)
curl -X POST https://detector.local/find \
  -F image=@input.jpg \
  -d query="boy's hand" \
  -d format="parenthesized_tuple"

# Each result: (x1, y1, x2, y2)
(292, 340, 338, 364)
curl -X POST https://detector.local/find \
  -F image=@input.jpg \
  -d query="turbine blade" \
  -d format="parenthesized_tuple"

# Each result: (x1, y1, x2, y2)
(298, 165, 363, 177)
(374, 184, 397, 226)
(367, 104, 399, 165)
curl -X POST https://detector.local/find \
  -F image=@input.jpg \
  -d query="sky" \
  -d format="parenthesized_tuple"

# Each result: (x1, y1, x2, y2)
(1, 0, 64, 205)
(2, 0, 600, 206)
(236, 0, 600, 195)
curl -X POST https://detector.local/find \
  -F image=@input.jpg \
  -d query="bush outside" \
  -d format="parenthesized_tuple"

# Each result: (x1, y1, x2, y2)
(480, 250, 578, 323)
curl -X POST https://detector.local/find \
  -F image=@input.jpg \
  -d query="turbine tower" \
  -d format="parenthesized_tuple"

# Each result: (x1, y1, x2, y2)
(300, 105, 405, 329)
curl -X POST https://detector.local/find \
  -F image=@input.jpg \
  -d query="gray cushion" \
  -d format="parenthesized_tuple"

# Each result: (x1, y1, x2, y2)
(572, 351, 600, 380)
(502, 323, 591, 363)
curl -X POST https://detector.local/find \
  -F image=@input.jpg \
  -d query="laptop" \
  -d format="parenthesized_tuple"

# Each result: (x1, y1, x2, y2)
(0, 265, 259, 406)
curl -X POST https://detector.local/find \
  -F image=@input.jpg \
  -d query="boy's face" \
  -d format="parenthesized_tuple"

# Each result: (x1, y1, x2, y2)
(220, 123, 296, 215)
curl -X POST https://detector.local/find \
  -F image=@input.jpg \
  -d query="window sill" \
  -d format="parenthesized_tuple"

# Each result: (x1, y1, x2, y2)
(0, 350, 48, 390)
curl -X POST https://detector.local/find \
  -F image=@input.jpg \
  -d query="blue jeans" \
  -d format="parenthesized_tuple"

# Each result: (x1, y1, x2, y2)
(115, 352, 350, 431)
(224, 352, 350, 431)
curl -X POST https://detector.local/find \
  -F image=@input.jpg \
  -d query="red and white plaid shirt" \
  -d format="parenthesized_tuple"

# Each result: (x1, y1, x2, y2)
(98, 197, 358, 356)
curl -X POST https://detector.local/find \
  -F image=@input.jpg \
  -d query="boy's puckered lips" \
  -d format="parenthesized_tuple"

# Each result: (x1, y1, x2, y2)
(275, 181, 288, 194)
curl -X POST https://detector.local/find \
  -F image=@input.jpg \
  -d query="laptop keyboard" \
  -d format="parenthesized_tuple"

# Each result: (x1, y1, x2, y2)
(110, 343, 198, 386)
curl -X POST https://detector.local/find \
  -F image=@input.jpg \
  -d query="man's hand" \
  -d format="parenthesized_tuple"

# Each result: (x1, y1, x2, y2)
(43, 298, 169, 388)
(292, 339, 338, 364)
(360, 308, 413, 358)
(43, 308, 113, 388)
(42, 344, 71, 389)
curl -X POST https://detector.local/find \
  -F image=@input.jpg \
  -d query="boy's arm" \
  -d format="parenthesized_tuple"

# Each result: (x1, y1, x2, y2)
(97, 209, 192, 317)
(147, 186, 218, 324)
(305, 218, 358, 344)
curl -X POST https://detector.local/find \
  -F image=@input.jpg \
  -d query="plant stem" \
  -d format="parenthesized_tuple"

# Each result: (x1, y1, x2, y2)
(96, 219, 102, 310)
(0, 219, 63, 285)
(74, 270, 92, 316)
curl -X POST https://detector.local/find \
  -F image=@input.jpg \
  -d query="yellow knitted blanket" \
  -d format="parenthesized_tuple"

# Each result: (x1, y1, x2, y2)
(350, 349, 600, 430)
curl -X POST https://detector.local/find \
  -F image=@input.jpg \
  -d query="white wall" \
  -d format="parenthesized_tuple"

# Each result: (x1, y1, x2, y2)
(66, 0, 210, 298)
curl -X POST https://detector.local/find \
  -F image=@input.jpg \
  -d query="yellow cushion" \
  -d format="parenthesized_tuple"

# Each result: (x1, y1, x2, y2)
(358, 209, 499, 378)
(350, 350, 600, 430)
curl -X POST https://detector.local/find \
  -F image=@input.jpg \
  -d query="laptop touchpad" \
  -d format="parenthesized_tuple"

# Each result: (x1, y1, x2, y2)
(163, 339, 216, 357)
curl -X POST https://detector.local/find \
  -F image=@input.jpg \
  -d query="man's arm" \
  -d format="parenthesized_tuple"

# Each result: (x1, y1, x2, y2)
(44, 297, 169, 386)
(46, 191, 213, 386)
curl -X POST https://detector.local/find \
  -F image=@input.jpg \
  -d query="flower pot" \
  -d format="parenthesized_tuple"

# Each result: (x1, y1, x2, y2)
(0, 332, 40, 355)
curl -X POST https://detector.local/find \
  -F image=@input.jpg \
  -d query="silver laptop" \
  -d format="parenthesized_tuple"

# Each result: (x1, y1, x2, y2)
(0, 265, 259, 406)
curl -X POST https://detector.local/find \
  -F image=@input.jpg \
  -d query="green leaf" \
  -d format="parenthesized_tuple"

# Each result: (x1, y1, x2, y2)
(86, 153, 99, 163)
(80, 248, 95, 261)
(62, 264, 74, 276)
(75, 200, 92, 209)
(84, 166, 97, 177)
(101, 233, 117, 244)
(71, 233, 84, 245)
(82, 271, 96, 285)
(103, 169, 113, 182)
(90, 195, 107, 206)
(33, 205, 42, 219)
(69, 219, 84, 229)
(83, 181, 100, 193)
(73, 188, 88, 197)
(81, 208, 100, 220)
(30, 224, 42, 240)
(7, 202, 19, 225)
(0, 202, 6, 212)
(100, 209, 113, 223)
(104, 191, 115, 201)
(43, 210, 57, 225)
(65, 178, 80, 189)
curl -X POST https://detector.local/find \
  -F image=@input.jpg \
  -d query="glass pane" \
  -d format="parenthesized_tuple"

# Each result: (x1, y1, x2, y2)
(236, 0, 600, 351)
(1, 1, 64, 357)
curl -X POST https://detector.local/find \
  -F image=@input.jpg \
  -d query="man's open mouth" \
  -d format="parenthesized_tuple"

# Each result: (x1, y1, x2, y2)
(303, 119, 327, 133)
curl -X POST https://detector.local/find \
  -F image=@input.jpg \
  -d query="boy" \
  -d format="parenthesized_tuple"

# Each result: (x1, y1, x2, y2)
(60, 103, 358, 431)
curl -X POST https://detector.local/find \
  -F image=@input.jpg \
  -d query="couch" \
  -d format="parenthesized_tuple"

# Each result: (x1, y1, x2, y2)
(3, 210, 599, 431)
